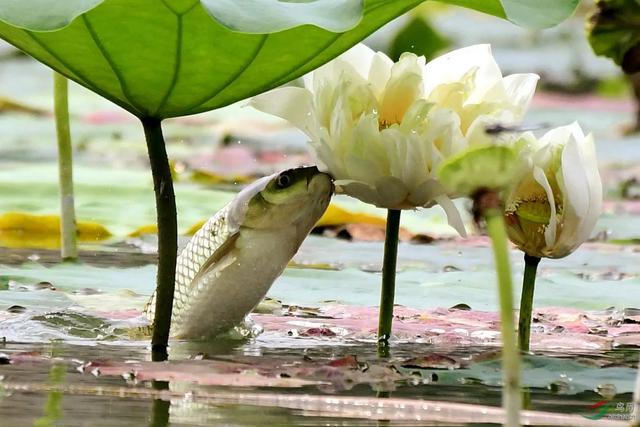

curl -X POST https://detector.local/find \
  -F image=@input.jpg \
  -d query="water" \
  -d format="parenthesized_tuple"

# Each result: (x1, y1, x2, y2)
(0, 238, 639, 425)
(1, 252, 638, 427)
(1, 337, 636, 426)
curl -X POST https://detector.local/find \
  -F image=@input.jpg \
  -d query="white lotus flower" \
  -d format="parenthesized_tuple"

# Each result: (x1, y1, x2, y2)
(250, 44, 537, 235)
(422, 44, 539, 137)
(504, 123, 602, 258)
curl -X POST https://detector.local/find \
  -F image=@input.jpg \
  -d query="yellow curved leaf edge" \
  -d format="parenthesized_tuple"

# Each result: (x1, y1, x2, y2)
(0, 212, 112, 249)
(190, 170, 254, 186)
(127, 224, 159, 237)
(315, 204, 386, 227)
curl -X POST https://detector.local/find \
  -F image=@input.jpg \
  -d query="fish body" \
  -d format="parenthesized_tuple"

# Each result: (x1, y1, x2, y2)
(145, 167, 332, 339)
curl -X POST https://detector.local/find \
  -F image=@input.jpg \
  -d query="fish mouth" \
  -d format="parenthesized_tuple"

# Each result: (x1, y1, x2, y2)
(303, 166, 334, 193)
(308, 173, 335, 197)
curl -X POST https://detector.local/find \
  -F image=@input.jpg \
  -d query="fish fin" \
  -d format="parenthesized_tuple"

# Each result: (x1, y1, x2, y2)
(144, 232, 240, 323)
(143, 292, 156, 321)
(189, 231, 240, 288)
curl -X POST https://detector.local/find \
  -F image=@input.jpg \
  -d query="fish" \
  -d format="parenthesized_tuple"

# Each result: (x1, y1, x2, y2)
(144, 166, 333, 339)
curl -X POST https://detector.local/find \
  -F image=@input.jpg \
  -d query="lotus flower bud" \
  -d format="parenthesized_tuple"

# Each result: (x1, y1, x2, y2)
(504, 123, 602, 258)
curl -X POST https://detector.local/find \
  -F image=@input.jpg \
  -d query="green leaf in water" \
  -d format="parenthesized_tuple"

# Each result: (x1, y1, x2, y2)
(32, 311, 113, 339)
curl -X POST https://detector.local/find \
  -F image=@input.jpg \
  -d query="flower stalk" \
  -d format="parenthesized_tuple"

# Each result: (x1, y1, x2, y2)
(479, 191, 521, 427)
(378, 209, 401, 349)
(518, 254, 541, 351)
(53, 72, 78, 261)
(142, 118, 177, 362)
(632, 362, 640, 427)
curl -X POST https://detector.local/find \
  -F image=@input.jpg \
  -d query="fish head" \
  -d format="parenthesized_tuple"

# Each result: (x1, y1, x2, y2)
(240, 166, 333, 230)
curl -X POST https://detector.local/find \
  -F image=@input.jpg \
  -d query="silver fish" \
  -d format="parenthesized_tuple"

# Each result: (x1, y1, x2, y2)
(145, 166, 333, 339)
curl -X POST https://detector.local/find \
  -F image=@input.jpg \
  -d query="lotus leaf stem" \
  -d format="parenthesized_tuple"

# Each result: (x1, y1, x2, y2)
(142, 118, 177, 362)
(632, 362, 640, 427)
(378, 209, 401, 350)
(485, 208, 521, 427)
(53, 72, 77, 261)
(518, 254, 541, 352)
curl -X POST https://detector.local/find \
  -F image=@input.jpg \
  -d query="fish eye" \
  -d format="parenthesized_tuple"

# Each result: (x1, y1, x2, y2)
(276, 172, 292, 189)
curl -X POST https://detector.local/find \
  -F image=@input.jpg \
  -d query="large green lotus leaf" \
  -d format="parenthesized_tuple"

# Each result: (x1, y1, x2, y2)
(0, 0, 425, 119)
(0, 0, 580, 120)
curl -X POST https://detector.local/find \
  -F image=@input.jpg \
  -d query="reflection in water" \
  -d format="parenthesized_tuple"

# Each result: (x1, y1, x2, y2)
(149, 380, 170, 427)
(149, 398, 170, 427)
(34, 364, 65, 427)
(377, 345, 391, 427)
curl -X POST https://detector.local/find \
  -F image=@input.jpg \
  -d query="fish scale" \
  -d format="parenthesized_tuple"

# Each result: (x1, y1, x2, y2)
(144, 204, 233, 325)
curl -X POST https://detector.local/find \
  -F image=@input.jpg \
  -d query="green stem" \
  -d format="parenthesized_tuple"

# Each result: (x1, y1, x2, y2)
(53, 72, 77, 261)
(378, 209, 401, 349)
(485, 209, 521, 427)
(34, 364, 65, 427)
(518, 254, 540, 352)
(631, 358, 640, 427)
(142, 118, 177, 362)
